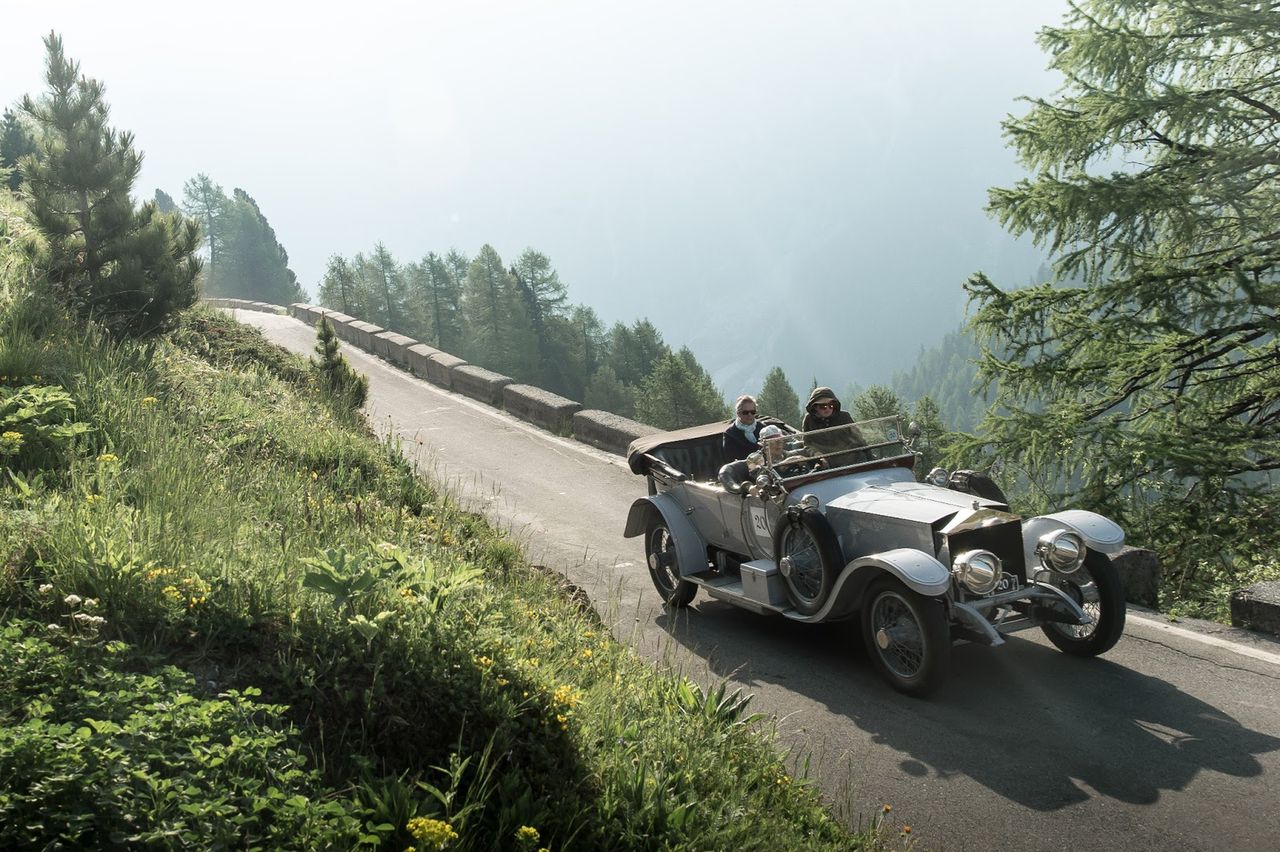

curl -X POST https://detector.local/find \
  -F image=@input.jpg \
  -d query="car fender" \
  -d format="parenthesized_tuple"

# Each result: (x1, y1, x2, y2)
(1022, 510, 1125, 569)
(846, 547, 952, 597)
(624, 494, 709, 580)
(790, 547, 950, 624)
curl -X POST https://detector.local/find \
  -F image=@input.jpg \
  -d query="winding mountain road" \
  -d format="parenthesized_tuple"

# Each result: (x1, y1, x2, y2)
(239, 310, 1280, 852)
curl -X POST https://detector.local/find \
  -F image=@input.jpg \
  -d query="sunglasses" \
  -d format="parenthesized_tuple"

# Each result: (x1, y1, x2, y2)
(815, 402, 835, 409)
(738, 409, 757, 416)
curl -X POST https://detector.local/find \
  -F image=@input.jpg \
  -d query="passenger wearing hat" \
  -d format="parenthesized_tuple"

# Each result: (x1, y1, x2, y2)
(802, 387, 854, 432)
(802, 386, 867, 464)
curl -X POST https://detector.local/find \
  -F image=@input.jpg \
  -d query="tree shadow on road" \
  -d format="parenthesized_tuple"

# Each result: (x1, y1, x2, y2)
(655, 599, 1280, 811)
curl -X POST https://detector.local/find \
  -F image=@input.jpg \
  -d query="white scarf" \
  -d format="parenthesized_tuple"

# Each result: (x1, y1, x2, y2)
(735, 419, 757, 444)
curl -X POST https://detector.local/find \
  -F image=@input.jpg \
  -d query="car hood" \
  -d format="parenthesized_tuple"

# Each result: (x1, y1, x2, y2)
(823, 479, 1008, 526)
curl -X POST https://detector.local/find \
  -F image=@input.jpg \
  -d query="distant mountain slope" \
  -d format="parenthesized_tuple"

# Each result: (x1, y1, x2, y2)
(890, 325, 991, 432)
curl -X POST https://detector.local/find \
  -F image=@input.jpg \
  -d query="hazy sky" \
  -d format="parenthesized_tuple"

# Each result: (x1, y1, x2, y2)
(2, 1, 1069, 396)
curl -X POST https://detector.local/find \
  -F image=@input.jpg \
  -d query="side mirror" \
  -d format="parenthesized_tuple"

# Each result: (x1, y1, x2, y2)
(908, 421, 921, 439)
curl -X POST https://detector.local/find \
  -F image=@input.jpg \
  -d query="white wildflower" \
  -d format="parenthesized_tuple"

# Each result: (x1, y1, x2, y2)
(38, 583, 54, 594)
(64, 594, 82, 606)
(46, 623, 62, 632)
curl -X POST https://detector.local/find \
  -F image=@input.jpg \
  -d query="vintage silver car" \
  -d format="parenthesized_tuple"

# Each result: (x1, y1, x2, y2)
(623, 416, 1127, 697)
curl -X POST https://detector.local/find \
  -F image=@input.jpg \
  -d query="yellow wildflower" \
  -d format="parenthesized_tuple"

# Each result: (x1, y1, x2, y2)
(96, 453, 119, 464)
(140, 396, 158, 407)
(551, 684, 580, 708)
(515, 825, 540, 846)
(406, 816, 458, 850)
(85, 494, 102, 505)
(474, 655, 493, 668)
(0, 430, 23, 455)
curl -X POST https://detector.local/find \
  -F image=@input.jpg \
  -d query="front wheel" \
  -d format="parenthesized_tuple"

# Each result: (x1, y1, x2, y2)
(645, 521, 696, 607)
(861, 577, 950, 698)
(1040, 550, 1126, 656)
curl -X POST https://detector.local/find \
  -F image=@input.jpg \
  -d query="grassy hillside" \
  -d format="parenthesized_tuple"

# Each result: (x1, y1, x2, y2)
(0, 270, 903, 848)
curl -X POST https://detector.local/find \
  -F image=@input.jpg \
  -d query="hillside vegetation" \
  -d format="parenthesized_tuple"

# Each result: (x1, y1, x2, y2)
(0, 292, 898, 847)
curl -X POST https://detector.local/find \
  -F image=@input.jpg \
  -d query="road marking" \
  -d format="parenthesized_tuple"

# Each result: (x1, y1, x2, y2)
(1128, 611, 1280, 667)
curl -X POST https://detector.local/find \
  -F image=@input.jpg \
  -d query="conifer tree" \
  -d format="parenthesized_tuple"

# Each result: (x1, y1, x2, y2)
(910, 395, 950, 472)
(963, 0, 1280, 568)
(461, 244, 537, 379)
(584, 365, 634, 418)
(210, 189, 303, 304)
(20, 33, 200, 334)
(319, 254, 361, 316)
(405, 251, 462, 352)
(312, 316, 367, 412)
(757, 366, 802, 425)
(635, 352, 728, 429)
(182, 173, 227, 284)
(853, 385, 903, 420)
(0, 108, 36, 192)
(607, 319, 669, 386)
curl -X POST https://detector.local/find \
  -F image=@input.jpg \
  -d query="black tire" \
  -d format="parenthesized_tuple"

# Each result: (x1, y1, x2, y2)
(1040, 549, 1126, 656)
(645, 520, 696, 607)
(772, 508, 841, 616)
(861, 577, 951, 698)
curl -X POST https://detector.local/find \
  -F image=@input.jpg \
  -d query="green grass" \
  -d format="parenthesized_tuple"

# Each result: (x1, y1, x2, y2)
(0, 292, 905, 849)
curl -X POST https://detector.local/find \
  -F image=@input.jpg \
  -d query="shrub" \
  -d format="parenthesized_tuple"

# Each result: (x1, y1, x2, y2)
(0, 621, 369, 849)
(313, 316, 368, 412)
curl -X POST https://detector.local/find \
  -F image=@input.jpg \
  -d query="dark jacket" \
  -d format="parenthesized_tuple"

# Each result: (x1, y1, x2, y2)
(801, 386, 855, 432)
(722, 420, 764, 463)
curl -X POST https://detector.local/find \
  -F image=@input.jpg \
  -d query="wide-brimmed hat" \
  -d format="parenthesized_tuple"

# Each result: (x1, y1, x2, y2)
(812, 395, 836, 406)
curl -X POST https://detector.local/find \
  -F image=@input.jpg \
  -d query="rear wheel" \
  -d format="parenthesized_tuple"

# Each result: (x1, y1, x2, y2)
(1040, 550, 1126, 656)
(861, 577, 950, 697)
(645, 521, 696, 607)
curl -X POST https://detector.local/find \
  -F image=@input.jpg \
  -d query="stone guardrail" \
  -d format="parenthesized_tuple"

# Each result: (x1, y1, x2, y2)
(208, 299, 1278, 636)
(504, 384, 582, 436)
(279, 300, 654, 455)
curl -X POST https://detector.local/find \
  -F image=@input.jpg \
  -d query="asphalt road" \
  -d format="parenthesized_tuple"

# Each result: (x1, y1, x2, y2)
(238, 310, 1280, 851)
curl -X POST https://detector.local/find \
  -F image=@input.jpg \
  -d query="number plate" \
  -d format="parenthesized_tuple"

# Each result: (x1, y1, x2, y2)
(995, 573, 1021, 594)
(750, 507, 771, 541)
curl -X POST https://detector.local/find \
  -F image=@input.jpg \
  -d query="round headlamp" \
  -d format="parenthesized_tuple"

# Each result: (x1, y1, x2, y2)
(799, 493, 820, 511)
(952, 549, 1002, 595)
(1036, 529, 1085, 574)
(926, 467, 950, 488)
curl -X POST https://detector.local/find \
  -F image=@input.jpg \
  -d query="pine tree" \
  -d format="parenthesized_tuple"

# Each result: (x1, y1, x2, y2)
(853, 385, 903, 420)
(405, 251, 462, 352)
(911, 395, 950, 472)
(153, 189, 178, 214)
(312, 316, 367, 412)
(963, 0, 1280, 571)
(209, 188, 302, 304)
(0, 108, 37, 192)
(757, 366, 802, 425)
(20, 33, 200, 334)
(584, 365, 634, 417)
(461, 244, 537, 379)
(182, 173, 227, 286)
(607, 319, 669, 386)
(635, 352, 729, 429)
(545, 304, 606, 400)
(319, 254, 361, 316)
(370, 242, 402, 330)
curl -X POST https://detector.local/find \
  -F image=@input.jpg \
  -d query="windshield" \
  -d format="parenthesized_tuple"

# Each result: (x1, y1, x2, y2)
(751, 415, 909, 480)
